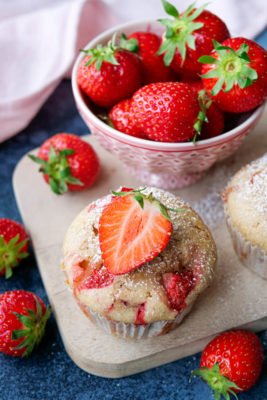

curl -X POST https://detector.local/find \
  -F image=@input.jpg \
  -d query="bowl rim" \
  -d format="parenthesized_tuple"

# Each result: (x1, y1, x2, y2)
(71, 19, 265, 151)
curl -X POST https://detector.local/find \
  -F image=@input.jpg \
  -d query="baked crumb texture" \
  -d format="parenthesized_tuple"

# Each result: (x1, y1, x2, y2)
(62, 188, 217, 326)
(223, 154, 267, 279)
(223, 154, 267, 251)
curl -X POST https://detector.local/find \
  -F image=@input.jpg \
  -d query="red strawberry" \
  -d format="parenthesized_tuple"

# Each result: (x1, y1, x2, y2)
(184, 80, 225, 139)
(109, 99, 146, 139)
(182, 79, 204, 92)
(131, 82, 200, 142)
(29, 133, 100, 195)
(193, 330, 264, 397)
(0, 219, 29, 279)
(78, 267, 114, 291)
(77, 38, 142, 108)
(135, 303, 146, 325)
(0, 290, 51, 357)
(200, 38, 267, 113)
(158, 0, 230, 79)
(201, 102, 224, 139)
(128, 31, 175, 84)
(99, 188, 173, 275)
(163, 271, 195, 312)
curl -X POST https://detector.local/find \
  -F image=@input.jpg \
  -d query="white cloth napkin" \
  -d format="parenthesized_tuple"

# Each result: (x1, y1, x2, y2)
(0, 0, 266, 142)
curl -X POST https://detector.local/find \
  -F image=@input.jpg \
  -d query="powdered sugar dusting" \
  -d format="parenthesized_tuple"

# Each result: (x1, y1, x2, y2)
(190, 165, 235, 229)
(240, 154, 267, 214)
(63, 186, 217, 324)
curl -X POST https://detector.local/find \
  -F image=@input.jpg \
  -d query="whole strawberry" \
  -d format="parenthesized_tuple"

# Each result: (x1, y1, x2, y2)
(184, 80, 225, 140)
(128, 31, 174, 84)
(109, 99, 146, 138)
(0, 290, 51, 357)
(193, 330, 264, 398)
(0, 219, 29, 279)
(131, 82, 200, 142)
(77, 36, 142, 108)
(200, 38, 267, 113)
(29, 133, 100, 195)
(158, 0, 230, 79)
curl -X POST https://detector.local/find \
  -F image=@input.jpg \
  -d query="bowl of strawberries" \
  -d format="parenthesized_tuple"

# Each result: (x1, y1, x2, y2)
(72, 0, 267, 189)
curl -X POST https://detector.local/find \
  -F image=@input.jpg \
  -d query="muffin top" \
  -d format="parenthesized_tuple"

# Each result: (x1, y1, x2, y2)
(223, 154, 267, 250)
(62, 187, 217, 324)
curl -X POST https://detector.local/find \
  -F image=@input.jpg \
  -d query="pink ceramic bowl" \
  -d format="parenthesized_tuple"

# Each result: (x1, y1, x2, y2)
(72, 20, 265, 189)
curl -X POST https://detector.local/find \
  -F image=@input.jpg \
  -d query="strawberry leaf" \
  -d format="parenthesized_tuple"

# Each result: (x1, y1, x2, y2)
(159, 1, 206, 64)
(134, 193, 144, 209)
(0, 234, 29, 279)
(161, 0, 179, 18)
(119, 33, 139, 52)
(192, 364, 241, 400)
(199, 55, 218, 64)
(201, 40, 258, 96)
(29, 146, 84, 195)
(12, 301, 51, 357)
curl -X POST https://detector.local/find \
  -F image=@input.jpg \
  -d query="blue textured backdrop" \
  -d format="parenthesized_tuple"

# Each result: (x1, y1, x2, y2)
(0, 31, 267, 400)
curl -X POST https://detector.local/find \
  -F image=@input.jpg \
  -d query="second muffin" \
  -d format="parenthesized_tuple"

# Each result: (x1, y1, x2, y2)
(223, 154, 267, 279)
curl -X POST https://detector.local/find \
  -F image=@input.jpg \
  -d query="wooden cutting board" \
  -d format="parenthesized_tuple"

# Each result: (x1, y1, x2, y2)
(13, 108, 267, 378)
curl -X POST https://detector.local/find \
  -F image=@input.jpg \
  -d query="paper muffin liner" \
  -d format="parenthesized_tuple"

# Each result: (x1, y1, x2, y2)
(226, 214, 267, 280)
(83, 305, 193, 340)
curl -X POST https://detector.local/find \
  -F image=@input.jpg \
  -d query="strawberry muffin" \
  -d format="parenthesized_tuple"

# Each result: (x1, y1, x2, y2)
(223, 154, 267, 279)
(62, 187, 217, 339)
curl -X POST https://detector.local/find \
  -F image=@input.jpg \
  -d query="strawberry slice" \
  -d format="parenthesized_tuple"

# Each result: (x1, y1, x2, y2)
(72, 260, 114, 291)
(99, 190, 173, 275)
(163, 271, 195, 312)
(80, 268, 114, 290)
(135, 303, 146, 325)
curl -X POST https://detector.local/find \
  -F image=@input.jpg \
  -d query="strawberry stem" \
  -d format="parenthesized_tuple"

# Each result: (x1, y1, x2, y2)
(112, 188, 185, 220)
(158, 0, 207, 65)
(81, 33, 138, 71)
(81, 34, 119, 71)
(192, 364, 241, 400)
(0, 235, 29, 279)
(193, 89, 212, 142)
(119, 33, 139, 53)
(12, 297, 51, 357)
(199, 40, 258, 95)
(29, 147, 83, 195)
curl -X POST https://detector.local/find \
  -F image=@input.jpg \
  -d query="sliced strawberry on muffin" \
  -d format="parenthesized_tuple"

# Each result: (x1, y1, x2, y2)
(99, 188, 173, 274)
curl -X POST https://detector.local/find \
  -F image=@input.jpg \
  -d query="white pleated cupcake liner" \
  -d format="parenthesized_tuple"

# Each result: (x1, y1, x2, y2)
(86, 305, 193, 340)
(226, 215, 267, 280)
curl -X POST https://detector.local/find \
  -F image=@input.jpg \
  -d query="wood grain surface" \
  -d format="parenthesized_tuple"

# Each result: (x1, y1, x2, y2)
(13, 109, 267, 378)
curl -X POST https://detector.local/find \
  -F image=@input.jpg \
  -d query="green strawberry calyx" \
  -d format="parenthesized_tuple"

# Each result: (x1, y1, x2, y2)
(81, 33, 139, 71)
(193, 89, 212, 142)
(29, 147, 83, 195)
(112, 187, 185, 221)
(0, 234, 29, 279)
(192, 363, 241, 400)
(158, 0, 207, 66)
(12, 297, 51, 357)
(199, 40, 258, 95)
